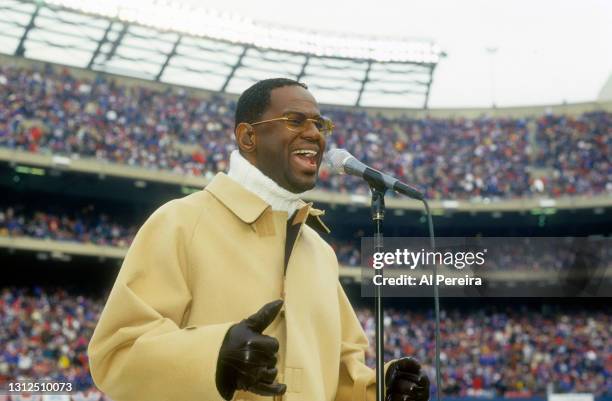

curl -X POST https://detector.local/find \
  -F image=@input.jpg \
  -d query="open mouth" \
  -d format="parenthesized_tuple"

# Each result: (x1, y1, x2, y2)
(290, 149, 319, 173)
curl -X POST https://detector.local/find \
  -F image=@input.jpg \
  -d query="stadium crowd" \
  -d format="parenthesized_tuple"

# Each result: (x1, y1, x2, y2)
(0, 206, 135, 248)
(1, 287, 609, 398)
(4, 206, 609, 273)
(358, 306, 611, 398)
(0, 63, 610, 200)
(0, 287, 101, 396)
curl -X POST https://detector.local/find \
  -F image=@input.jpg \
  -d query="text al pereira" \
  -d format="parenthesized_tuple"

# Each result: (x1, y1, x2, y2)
(372, 274, 483, 286)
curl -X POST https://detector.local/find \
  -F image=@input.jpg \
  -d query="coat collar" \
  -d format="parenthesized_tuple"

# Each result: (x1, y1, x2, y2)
(205, 173, 331, 234)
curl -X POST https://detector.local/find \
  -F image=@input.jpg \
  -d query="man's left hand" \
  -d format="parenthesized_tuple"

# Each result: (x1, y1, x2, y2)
(385, 357, 430, 401)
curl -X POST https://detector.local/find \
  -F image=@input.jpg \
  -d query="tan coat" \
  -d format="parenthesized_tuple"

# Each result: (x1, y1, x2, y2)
(88, 173, 387, 401)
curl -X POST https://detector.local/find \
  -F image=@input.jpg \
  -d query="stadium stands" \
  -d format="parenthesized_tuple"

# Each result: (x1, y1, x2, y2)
(0, 288, 99, 394)
(4, 206, 609, 272)
(1, 288, 609, 398)
(357, 306, 611, 397)
(0, 206, 134, 248)
(1, 63, 609, 200)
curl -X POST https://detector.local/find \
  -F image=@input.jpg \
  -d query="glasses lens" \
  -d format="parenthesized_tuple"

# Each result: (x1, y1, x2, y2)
(284, 113, 333, 136)
(318, 117, 333, 136)
(313, 118, 325, 132)
(284, 112, 308, 131)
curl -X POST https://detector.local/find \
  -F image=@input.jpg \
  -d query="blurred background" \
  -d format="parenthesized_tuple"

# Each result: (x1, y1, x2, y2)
(0, 0, 610, 400)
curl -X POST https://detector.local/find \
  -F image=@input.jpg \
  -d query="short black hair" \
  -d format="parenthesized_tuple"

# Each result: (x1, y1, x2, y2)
(234, 78, 307, 130)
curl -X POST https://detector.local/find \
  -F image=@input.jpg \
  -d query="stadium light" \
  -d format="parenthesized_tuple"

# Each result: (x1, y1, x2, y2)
(43, 0, 442, 63)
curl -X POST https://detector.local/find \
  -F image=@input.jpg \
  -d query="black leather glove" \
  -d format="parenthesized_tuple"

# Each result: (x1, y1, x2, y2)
(385, 357, 430, 401)
(216, 299, 287, 400)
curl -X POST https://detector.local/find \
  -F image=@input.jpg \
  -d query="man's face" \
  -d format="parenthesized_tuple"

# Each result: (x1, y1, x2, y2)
(252, 85, 327, 193)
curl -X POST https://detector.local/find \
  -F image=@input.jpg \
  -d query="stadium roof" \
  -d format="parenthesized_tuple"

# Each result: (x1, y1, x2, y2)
(0, 0, 444, 108)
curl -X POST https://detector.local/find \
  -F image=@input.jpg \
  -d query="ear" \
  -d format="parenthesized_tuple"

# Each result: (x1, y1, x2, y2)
(235, 122, 256, 154)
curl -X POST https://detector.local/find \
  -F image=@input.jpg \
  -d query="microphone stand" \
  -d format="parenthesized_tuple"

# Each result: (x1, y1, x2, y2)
(370, 185, 387, 401)
(369, 189, 441, 401)
(326, 150, 440, 400)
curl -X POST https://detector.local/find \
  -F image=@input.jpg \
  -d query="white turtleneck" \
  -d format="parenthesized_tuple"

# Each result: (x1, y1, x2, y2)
(227, 150, 307, 218)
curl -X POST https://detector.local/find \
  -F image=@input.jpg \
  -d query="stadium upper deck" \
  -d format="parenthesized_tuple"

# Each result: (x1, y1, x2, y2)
(0, 55, 610, 207)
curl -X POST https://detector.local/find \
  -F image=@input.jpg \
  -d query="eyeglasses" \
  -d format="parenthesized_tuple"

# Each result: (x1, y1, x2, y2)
(250, 112, 334, 137)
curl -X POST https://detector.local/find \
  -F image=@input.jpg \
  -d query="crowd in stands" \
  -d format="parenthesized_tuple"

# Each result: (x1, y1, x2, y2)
(357, 305, 611, 397)
(534, 113, 610, 197)
(0, 206, 135, 248)
(4, 206, 609, 273)
(0, 63, 610, 200)
(0, 287, 101, 395)
(1, 287, 609, 398)
(332, 239, 363, 267)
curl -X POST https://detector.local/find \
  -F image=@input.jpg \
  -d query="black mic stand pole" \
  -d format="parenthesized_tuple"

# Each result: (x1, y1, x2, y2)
(370, 185, 387, 401)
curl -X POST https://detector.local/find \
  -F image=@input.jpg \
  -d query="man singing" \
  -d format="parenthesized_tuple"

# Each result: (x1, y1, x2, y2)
(88, 78, 430, 401)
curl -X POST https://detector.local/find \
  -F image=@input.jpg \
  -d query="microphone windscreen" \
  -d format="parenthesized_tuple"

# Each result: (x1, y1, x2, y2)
(324, 148, 352, 175)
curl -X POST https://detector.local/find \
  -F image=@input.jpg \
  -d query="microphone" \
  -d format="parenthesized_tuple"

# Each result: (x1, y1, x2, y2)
(325, 148, 424, 200)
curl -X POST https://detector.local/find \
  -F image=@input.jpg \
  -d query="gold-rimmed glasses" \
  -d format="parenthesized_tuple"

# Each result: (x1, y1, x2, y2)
(250, 111, 334, 137)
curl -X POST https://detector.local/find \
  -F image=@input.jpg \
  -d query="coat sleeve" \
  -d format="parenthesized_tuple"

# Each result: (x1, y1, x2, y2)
(334, 280, 395, 401)
(87, 200, 234, 401)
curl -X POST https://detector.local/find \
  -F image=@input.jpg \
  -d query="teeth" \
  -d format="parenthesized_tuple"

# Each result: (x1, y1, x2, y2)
(292, 149, 318, 157)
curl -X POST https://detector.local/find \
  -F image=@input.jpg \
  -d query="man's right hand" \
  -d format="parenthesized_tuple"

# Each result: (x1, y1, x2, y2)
(216, 299, 287, 400)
